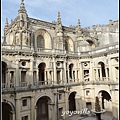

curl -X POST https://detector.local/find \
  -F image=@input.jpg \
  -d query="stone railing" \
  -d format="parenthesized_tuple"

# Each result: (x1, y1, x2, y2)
(2, 42, 118, 57)
(88, 42, 118, 55)
(34, 81, 47, 86)
(2, 83, 14, 89)
(20, 82, 27, 87)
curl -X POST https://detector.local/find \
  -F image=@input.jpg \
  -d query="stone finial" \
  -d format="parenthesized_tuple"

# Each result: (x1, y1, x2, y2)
(21, 0, 24, 6)
(18, 0, 27, 14)
(57, 11, 61, 24)
(5, 18, 9, 27)
(78, 19, 81, 28)
(11, 19, 13, 23)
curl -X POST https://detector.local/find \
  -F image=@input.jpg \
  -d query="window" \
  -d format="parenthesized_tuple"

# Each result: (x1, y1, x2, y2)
(22, 116, 28, 120)
(59, 94, 62, 100)
(37, 35, 44, 48)
(21, 71, 26, 82)
(65, 40, 69, 51)
(22, 99, 27, 106)
(10, 71, 14, 82)
(22, 62, 26, 66)
(86, 90, 90, 96)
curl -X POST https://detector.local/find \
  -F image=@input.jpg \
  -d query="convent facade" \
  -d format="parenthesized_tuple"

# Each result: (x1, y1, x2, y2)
(2, 0, 119, 120)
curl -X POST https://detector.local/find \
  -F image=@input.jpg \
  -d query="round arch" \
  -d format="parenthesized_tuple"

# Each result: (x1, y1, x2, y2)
(64, 36, 74, 51)
(35, 29, 52, 49)
(69, 63, 74, 81)
(98, 90, 112, 110)
(35, 94, 54, 106)
(98, 61, 106, 78)
(68, 91, 77, 111)
(86, 39, 95, 48)
(38, 62, 46, 84)
(36, 95, 52, 120)
(2, 100, 15, 120)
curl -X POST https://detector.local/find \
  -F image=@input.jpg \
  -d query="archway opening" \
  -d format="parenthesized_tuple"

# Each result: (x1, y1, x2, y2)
(98, 90, 111, 110)
(2, 102, 13, 120)
(98, 62, 106, 78)
(69, 64, 74, 81)
(69, 92, 76, 111)
(36, 96, 51, 120)
(37, 35, 45, 48)
(86, 40, 95, 49)
(2, 62, 7, 85)
(38, 63, 46, 85)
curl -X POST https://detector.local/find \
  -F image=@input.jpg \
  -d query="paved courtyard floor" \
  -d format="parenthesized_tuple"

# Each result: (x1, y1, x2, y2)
(65, 111, 113, 120)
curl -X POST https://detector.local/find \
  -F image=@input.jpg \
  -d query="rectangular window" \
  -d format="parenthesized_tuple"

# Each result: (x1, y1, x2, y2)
(59, 94, 62, 100)
(21, 71, 26, 82)
(33, 71, 36, 81)
(22, 99, 27, 106)
(86, 90, 90, 96)
(22, 116, 28, 120)
(10, 71, 14, 82)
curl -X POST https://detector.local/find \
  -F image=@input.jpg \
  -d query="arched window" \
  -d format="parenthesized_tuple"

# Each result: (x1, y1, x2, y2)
(37, 35, 44, 48)
(65, 39, 69, 51)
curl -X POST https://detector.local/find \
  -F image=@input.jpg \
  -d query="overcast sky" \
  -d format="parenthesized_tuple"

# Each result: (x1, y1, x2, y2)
(1, 0, 119, 36)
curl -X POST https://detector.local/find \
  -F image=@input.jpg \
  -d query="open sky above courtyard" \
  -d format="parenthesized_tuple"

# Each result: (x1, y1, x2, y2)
(1, 0, 118, 37)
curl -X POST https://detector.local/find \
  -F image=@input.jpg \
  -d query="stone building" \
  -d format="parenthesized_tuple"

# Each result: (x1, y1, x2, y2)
(2, 0, 119, 120)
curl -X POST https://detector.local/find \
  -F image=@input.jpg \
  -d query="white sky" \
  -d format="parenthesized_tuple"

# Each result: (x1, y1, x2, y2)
(1, 0, 119, 37)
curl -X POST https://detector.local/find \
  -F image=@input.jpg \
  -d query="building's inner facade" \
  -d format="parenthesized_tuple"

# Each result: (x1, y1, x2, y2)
(2, 0, 119, 120)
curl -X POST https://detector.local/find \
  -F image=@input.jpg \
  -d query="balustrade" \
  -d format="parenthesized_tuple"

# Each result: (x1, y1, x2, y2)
(20, 82, 27, 87)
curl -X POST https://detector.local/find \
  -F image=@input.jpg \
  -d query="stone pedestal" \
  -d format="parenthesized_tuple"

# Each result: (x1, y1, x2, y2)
(95, 113, 101, 120)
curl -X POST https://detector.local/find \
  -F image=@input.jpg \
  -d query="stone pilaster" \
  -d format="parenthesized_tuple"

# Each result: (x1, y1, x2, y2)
(30, 96, 35, 120)
(15, 59, 20, 87)
(15, 98, 20, 120)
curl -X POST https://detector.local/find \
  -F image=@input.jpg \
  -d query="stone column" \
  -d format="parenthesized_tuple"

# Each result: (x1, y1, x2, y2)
(108, 58, 112, 81)
(72, 70, 73, 81)
(15, 98, 20, 120)
(53, 57, 57, 84)
(91, 88, 95, 109)
(30, 96, 35, 120)
(96, 68, 99, 81)
(75, 96, 80, 111)
(7, 70, 10, 88)
(12, 111, 15, 120)
(79, 62, 83, 82)
(64, 61, 67, 84)
(64, 90, 69, 118)
(30, 60, 34, 85)
(35, 106, 37, 120)
(60, 69, 62, 84)
(100, 68, 102, 80)
(44, 70, 47, 84)
(51, 70, 54, 84)
(19, 69, 21, 85)
(89, 61, 93, 81)
(105, 67, 108, 81)
(54, 92, 59, 120)
(67, 68, 70, 84)
(15, 59, 20, 87)
(48, 102, 55, 120)
(47, 70, 50, 84)
(31, 32, 34, 51)
(93, 69, 96, 81)
(112, 67, 116, 81)
(36, 69, 39, 84)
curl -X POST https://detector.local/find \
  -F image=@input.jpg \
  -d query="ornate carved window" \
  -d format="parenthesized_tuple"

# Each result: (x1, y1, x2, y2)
(37, 35, 44, 48)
